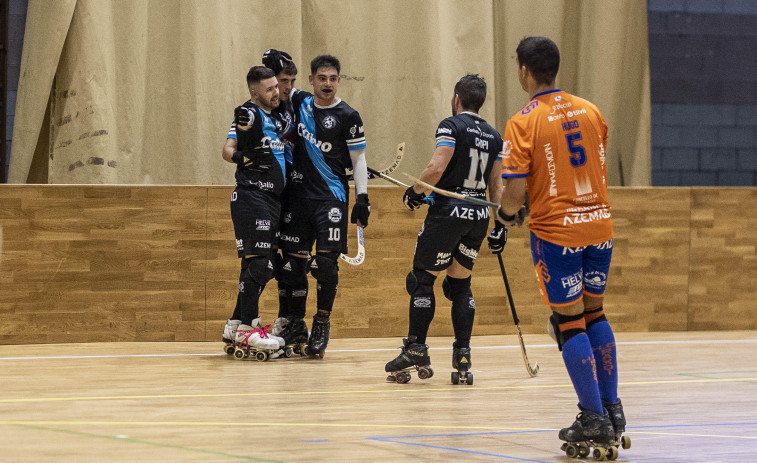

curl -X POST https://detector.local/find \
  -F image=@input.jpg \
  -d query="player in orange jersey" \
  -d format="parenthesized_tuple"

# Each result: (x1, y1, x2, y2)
(491, 36, 628, 457)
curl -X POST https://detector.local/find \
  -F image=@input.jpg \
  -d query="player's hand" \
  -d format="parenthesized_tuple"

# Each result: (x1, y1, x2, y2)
(234, 106, 251, 129)
(248, 146, 274, 172)
(403, 186, 425, 211)
(495, 207, 526, 227)
(351, 194, 371, 228)
(487, 221, 507, 254)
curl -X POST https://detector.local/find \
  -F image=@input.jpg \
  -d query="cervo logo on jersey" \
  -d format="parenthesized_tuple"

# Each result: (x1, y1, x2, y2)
(298, 123, 332, 152)
(328, 207, 342, 223)
(437, 127, 452, 135)
(322, 116, 337, 129)
(262, 136, 286, 151)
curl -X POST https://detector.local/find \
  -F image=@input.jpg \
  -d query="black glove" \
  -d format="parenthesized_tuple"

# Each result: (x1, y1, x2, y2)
(487, 221, 507, 254)
(403, 186, 425, 211)
(351, 194, 371, 227)
(232, 146, 274, 172)
(262, 49, 294, 75)
(495, 206, 526, 227)
(234, 106, 251, 128)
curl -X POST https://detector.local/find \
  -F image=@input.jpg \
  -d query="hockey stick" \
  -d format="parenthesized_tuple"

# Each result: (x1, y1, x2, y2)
(367, 167, 410, 189)
(405, 174, 501, 208)
(339, 224, 365, 265)
(496, 253, 539, 377)
(347, 142, 405, 180)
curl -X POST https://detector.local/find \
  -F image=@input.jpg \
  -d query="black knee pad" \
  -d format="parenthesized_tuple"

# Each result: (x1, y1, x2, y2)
(278, 254, 309, 287)
(244, 256, 274, 286)
(442, 275, 472, 301)
(548, 312, 586, 352)
(309, 252, 339, 284)
(406, 269, 436, 297)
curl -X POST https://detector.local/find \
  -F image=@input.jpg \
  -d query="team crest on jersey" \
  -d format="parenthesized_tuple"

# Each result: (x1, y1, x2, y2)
(322, 115, 337, 129)
(328, 207, 342, 222)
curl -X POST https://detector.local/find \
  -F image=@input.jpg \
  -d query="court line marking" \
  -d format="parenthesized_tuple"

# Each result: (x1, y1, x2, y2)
(369, 435, 552, 463)
(9, 423, 284, 462)
(1, 338, 756, 361)
(1, 376, 756, 404)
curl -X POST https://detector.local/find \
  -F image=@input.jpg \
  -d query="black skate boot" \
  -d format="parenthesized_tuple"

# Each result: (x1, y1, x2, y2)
(280, 317, 309, 356)
(451, 344, 473, 385)
(559, 406, 616, 460)
(605, 399, 631, 451)
(385, 336, 434, 384)
(305, 312, 330, 358)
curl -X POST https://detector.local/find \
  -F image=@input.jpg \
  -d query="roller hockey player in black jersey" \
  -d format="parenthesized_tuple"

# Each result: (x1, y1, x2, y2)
(385, 74, 504, 384)
(277, 54, 370, 358)
(220, 66, 289, 359)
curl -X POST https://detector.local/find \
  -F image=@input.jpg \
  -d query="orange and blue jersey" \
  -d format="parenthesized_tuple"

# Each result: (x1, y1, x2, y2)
(501, 89, 612, 247)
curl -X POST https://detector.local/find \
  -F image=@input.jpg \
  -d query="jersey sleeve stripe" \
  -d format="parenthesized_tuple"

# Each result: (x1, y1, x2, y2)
(347, 141, 367, 151)
(501, 172, 530, 178)
(436, 140, 455, 148)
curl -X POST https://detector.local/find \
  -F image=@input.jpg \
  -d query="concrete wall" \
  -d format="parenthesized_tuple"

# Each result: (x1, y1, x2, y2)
(648, 0, 757, 186)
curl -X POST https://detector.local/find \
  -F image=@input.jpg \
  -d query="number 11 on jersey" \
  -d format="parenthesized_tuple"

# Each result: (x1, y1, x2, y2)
(463, 148, 489, 189)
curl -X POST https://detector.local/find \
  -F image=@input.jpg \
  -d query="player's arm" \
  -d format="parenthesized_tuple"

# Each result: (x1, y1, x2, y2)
(414, 145, 454, 194)
(349, 148, 368, 196)
(500, 177, 526, 216)
(222, 137, 237, 164)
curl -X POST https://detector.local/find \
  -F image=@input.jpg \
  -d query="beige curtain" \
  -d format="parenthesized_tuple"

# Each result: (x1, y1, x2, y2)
(9, 0, 650, 186)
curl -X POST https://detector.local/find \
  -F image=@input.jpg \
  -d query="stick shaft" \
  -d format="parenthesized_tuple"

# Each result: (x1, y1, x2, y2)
(405, 174, 500, 208)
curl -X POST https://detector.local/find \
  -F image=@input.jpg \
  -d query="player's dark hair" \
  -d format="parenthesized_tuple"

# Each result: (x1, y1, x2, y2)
(246, 66, 276, 86)
(281, 61, 298, 76)
(516, 36, 560, 85)
(311, 54, 341, 75)
(454, 74, 487, 112)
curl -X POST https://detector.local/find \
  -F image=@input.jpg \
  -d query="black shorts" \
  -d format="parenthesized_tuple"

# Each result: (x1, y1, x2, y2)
(279, 197, 348, 255)
(230, 186, 281, 258)
(413, 198, 490, 272)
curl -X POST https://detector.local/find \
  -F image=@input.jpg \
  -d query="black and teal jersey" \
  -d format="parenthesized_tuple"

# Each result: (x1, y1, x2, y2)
(288, 90, 366, 202)
(433, 111, 503, 195)
(226, 100, 287, 196)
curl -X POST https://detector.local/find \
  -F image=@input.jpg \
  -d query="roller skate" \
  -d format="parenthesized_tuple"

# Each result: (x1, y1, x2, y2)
(558, 406, 617, 461)
(232, 318, 282, 362)
(222, 319, 241, 355)
(605, 399, 631, 455)
(385, 336, 434, 384)
(451, 344, 473, 385)
(272, 317, 309, 357)
(304, 312, 330, 358)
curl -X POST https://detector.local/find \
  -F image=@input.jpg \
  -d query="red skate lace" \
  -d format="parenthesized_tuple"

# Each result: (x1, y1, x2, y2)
(253, 325, 272, 339)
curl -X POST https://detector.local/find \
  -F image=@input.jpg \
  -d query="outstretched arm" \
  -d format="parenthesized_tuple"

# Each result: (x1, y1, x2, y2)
(414, 145, 454, 194)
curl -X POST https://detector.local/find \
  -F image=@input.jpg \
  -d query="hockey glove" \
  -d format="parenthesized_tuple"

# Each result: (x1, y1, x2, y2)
(487, 221, 507, 254)
(403, 186, 425, 211)
(234, 106, 251, 128)
(262, 49, 294, 75)
(351, 194, 371, 227)
(233, 146, 274, 172)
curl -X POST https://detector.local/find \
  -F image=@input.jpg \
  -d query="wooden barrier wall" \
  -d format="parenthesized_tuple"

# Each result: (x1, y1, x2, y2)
(1, 185, 755, 344)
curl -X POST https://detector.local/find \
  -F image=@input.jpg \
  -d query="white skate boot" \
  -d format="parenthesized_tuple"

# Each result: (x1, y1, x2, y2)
(222, 319, 241, 355)
(233, 318, 281, 361)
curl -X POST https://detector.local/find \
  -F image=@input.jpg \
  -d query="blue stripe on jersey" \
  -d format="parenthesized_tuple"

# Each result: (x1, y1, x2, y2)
(501, 172, 530, 178)
(227, 123, 237, 139)
(347, 140, 366, 150)
(436, 141, 455, 148)
(300, 95, 346, 202)
(260, 109, 287, 178)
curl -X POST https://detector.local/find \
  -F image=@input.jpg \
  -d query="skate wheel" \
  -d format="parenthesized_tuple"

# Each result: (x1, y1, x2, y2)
(418, 367, 431, 380)
(233, 348, 245, 359)
(284, 347, 293, 358)
(396, 372, 411, 384)
(255, 351, 269, 362)
(607, 446, 618, 460)
(427, 367, 434, 378)
(593, 447, 607, 461)
(620, 435, 631, 449)
(451, 372, 460, 384)
(578, 443, 590, 458)
(386, 374, 397, 382)
(564, 443, 579, 458)
(465, 372, 473, 385)
(223, 344, 235, 355)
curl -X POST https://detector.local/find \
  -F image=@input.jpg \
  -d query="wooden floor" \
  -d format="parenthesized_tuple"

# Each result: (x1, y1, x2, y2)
(1, 331, 756, 462)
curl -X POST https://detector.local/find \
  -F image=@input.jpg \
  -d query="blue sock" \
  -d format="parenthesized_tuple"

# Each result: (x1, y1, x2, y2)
(587, 320, 619, 404)
(562, 333, 604, 415)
